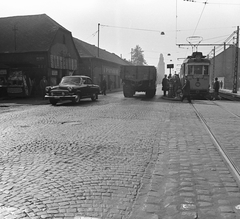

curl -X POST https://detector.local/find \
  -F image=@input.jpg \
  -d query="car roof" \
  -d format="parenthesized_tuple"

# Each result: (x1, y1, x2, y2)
(63, 75, 90, 79)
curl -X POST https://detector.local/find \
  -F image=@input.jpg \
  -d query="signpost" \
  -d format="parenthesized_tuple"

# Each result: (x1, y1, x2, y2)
(167, 64, 174, 76)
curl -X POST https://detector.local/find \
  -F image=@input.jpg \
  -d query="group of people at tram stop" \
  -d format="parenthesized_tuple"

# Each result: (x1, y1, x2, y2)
(162, 74, 191, 103)
(162, 75, 221, 102)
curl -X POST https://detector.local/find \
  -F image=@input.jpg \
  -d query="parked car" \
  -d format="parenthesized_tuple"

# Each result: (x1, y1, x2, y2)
(45, 75, 100, 105)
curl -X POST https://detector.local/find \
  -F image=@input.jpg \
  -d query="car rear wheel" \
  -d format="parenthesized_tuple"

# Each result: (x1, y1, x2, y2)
(91, 93, 98, 101)
(72, 94, 80, 104)
(50, 99, 58, 105)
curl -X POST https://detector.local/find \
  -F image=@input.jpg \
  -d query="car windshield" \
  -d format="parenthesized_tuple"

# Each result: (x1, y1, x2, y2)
(60, 77, 81, 85)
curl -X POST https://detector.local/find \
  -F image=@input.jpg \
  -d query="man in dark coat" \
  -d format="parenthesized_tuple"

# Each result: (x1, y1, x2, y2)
(181, 77, 191, 103)
(213, 77, 220, 100)
(39, 76, 48, 99)
(161, 74, 169, 96)
(101, 77, 107, 95)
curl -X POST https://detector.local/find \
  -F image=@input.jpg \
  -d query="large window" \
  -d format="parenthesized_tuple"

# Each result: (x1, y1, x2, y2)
(194, 65, 202, 74)
(203, 66, 209, 75)
(187, 65, 209, 75)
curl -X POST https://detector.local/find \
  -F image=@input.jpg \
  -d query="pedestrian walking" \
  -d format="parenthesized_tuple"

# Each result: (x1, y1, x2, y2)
(31, 78, 36, 97)
(220, 80, 223, 89)
(109, 79, 113, 92)
(181, 77, 191, 103)
(213, 77, 220, 100)
(39, 76, 48, 99)
(161, 74, 169, 96)
(101, 77, 107, 95)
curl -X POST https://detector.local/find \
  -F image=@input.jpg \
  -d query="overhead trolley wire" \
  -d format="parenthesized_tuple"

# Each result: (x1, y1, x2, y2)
(100, 24, 165, 35)
(184, 0, 240, 5)
(192, 0, 208, 35)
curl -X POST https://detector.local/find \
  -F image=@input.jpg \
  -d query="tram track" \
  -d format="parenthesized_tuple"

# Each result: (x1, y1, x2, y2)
(211, 100, 240, 119)
(191, 101, 240, 186)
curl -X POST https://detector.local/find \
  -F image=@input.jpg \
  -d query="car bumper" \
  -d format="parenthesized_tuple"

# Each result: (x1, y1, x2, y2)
(45, 95, 78, 100)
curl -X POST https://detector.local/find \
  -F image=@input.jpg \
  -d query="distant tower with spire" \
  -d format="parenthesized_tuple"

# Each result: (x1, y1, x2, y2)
(157, 53, 165, 84)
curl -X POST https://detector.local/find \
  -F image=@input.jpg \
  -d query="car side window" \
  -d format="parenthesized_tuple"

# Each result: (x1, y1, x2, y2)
(82, 78, 87, 84)
(87, 78, 92, 84)
(83, 78, 92, 85)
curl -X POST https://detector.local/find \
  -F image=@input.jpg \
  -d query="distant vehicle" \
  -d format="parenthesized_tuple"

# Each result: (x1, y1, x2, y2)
(179, 52, 211, 98)
(120, 65, 157, 98)
(45, 75, 100, 105)
(7, 71, 32, 97)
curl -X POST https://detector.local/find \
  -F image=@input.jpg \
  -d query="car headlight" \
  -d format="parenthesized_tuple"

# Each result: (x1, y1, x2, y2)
(45, 86, 51, 92)
(68, 87, 73, 92)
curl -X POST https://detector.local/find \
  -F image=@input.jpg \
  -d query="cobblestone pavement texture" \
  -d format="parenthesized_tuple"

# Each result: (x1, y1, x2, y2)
(0, 91, 240, 219)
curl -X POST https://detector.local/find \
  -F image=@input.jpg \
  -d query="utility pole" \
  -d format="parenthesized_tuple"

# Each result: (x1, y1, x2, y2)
(131, 48, 133, 63)
(98, 23, 100, 57)
(233, 26, 239, 93)
(212, 46, 215, 86)
(223, 42, 226, 89)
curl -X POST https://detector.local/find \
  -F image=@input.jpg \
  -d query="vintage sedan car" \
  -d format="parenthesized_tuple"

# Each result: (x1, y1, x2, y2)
(45, 75, 100, 105)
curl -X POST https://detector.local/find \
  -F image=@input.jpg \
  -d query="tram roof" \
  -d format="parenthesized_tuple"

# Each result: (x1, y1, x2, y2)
(183, 52, 210, 64)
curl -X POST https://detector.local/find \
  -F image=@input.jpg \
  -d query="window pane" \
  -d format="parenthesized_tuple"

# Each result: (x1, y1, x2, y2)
(194, 65, 202, 74)
(203, 66, 208, 75)
(188, 66, 193, 75)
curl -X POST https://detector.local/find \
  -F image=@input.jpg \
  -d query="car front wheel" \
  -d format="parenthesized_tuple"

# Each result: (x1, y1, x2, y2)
(91, 93, 98, 101)
(50, 99, 58, 105)
(72, 94, 80, 104)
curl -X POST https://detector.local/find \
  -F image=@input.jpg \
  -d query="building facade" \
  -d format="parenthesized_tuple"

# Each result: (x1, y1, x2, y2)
(74, 38, 130, 91)
(0, 14, 130, 98)
(209, 45, 240, 91)
(0, 14, 81, 97)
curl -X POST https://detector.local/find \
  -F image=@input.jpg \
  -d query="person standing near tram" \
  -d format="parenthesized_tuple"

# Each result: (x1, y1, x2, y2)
(161, 74, 169, 96)
(181, 77, 191, 103)
(213, 77, 220, 100)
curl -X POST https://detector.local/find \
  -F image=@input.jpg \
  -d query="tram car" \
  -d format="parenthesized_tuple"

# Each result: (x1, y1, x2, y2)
(180, 52, 210, 97)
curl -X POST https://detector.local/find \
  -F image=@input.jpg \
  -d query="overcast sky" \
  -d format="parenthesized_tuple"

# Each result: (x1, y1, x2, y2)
(1, 0, 240, 72)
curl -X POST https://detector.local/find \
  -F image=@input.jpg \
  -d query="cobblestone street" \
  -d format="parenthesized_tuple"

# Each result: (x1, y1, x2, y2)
(1, 91, 240, 219)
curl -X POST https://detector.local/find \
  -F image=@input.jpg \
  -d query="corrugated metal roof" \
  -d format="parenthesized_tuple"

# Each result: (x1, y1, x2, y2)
(73, 38, 131, 66)
(0, 14, 69, 53)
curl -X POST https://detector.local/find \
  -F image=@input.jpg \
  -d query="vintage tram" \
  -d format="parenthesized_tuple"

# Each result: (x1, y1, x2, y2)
(180, 52, 211, 97)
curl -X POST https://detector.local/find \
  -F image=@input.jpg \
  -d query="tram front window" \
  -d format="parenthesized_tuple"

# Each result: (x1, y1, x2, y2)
(203, 66, 208, 75)
(194, 65, 202, 74)
(188, 66, 194, 75)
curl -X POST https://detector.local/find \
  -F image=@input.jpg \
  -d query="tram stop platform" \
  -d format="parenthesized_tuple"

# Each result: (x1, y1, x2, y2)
(161, 88, 240, 101)
(219, 89, 240, 101)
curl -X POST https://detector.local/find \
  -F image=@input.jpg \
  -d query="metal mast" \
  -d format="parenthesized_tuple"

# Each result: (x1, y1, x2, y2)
(233, 26, 239, 93)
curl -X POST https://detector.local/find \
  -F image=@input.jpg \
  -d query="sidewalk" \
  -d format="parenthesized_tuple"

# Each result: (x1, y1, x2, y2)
(219, 89, 240, 96)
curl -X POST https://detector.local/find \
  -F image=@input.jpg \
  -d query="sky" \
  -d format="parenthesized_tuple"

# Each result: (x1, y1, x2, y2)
(1, 0, 240, 73)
